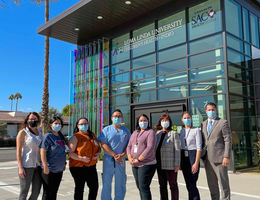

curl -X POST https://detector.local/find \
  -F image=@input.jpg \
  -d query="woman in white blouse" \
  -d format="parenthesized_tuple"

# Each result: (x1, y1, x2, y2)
(180, 112, 202, 200)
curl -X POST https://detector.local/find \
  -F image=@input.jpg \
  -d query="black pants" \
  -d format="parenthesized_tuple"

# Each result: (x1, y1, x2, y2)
(41, 171, 63, 200)
(70, 165, 98, 200)
(181, 150, 200, 200)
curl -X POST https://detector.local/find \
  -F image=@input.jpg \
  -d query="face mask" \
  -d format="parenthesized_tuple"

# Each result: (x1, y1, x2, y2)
(28, 120, 38, 128)
(139, 121, 148, 129)
(183, 119, 192, 126)
(161, 121, 170, 129)
(112, 117, 121, 125)
(207, 110, 217, 119)
(79, 125, 88, 132)
(52, 124, 61, 132)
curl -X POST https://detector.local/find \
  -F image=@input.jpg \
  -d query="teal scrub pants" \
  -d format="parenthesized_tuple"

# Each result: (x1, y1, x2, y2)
(101, 155, 126, 200)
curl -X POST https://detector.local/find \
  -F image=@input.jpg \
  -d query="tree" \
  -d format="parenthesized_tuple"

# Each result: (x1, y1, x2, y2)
(39, 106, 61, 120)
(8, 94, 15, 111)
(14, 92, 22, 112)
(62, 104, 70, 116)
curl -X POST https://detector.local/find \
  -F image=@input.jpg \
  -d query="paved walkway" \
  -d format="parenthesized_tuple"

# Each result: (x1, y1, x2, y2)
(0, 161, 259, 200)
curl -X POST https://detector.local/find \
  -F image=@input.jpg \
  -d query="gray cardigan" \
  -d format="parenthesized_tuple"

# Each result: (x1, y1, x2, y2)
(156, 130, 181, 170)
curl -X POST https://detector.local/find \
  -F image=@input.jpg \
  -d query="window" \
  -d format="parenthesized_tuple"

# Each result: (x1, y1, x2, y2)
(132, 66, 155, 80)
(158, 85, 187, 100)
(157, 11, 186, 50)
(132, 54, 155, 69)
(111, 72, 129, 85)
(132, 90, 156, 103)
(226, 34, 244, 53)
(250, 13, 260, 48)
(111, 33, 130, 64)
(189, 64, 224, 82)
(225, 0, 242, 38)
(188, 0, 222, 40)
(158, 72, 187, 87)
(189, 34, 223, 54)
(227, 49, 244, 67)
(158, 44, 186, 63)
(190, 79, 225, 96)
(242, 8, 250, 42)
(189, 49, 224, 68)
(158, 58, 187, 75)
(111, 61, 129, 74)
(132, 23, 155, 57)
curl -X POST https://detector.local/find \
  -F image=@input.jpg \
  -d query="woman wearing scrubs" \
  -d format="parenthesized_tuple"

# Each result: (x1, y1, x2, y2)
(127, 114, 156, 200)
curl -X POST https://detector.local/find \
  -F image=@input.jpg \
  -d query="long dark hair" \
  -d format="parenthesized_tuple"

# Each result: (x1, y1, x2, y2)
(155, 113, 173, 132)
(49, 116, 67, 143)
(73, 117, 93, 138)
(135, 114, 150, 131)
(21, 112, 41, 130)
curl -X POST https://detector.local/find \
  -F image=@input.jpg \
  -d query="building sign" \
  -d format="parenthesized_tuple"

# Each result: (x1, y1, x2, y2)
(112, 18, 184, 56)
(191, 7, 216, 28)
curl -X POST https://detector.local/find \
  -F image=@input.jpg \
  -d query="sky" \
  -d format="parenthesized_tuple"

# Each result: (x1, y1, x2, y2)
(0, 0, 80, 113)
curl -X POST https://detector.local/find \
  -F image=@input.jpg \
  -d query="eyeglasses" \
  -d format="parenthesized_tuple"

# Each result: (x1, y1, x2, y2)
(112, 115, 122, 118)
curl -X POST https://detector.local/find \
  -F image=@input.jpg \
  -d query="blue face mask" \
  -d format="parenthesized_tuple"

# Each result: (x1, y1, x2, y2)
(79, 125, 88, 132)
(207, 110, 217, 119)
(183, 119, 192, 126)
(52, 124, 61, 132)
(139, 121, 148, 129)
(112, 117, 121, 125)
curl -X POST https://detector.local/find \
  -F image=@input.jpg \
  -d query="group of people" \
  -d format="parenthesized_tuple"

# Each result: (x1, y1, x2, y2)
(17, 102, 232, 200)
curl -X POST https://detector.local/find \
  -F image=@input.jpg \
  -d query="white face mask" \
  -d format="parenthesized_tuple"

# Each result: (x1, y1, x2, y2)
(161, 121, 170, 129)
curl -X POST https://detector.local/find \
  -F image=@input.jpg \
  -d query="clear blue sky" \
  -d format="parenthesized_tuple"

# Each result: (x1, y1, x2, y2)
(0, 0, 79, 113)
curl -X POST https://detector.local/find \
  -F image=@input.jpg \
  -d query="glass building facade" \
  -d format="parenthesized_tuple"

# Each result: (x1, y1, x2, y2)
(69, 0, 260, 169)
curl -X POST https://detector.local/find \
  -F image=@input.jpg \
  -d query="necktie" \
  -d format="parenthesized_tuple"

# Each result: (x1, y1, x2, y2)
(207, 120, 212, 136)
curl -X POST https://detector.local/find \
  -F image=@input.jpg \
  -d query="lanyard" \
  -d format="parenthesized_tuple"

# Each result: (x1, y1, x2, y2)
(184, 128, 191, 149)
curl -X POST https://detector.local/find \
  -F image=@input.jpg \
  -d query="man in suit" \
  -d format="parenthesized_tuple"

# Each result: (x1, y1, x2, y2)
(202, 102, 232, 200)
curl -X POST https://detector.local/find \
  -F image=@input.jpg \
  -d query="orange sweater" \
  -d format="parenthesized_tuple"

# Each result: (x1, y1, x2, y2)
(69, 131, 100, 167)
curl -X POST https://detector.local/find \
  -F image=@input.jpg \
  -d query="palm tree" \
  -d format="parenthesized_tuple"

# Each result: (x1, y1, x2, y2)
(8, 94, 15, 111)
(14, 92, 22, 112)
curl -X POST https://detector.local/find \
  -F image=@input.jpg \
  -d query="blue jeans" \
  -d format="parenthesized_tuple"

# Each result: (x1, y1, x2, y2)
(132, 165, 156, 200)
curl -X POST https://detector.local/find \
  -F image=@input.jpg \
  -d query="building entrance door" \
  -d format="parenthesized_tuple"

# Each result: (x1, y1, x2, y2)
(132, 102, 187, 132)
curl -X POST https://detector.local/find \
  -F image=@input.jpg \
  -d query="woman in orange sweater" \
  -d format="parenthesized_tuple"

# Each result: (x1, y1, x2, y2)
(69, 117, 100, 200)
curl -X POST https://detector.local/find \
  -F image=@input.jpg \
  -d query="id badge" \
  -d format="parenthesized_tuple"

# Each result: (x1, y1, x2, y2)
(184, 150, 188, 157)
(134, 144, 138, 153)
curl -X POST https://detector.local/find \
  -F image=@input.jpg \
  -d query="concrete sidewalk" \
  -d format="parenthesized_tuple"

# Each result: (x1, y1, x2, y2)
(0, 161, 259, 200)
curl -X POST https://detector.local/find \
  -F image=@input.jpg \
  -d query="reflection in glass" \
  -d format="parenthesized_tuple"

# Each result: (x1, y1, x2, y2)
(158, 58, 187, 75)
(227, 49, 244, 66)
(188, 0, 222, 40)
(244, 43, 251, 56)
(189, 94, 226, 121)
(132, 53, 155, 69)
(132, 66, 155, 80)
(132, 90, 156, 103)
(111, 61, 129, 74)
(189, 49, 223, 68)
(190, 64, 224, 82)
(225, 0, 242, 38)
(158, 72, 187, 87)
(111, 33, 130, 64)
(228, 64, 244, 81)
(189, 34, 222, 54)
(226, 34, 243, 53)
(111, 94, 130, 105)
(158, 44, 186, 63)
(131, 78, 156, 91)
(190, 79, 225, 96)
(132, 23, 155, 57)
(250, 13, 260, 48)
(158, 10, 186, 50)
(242, 8, 250, 42)
(158, 85, 187, 100)
(229, 80, 245, 95)
(111, 83, 130, 95)
(111, 72, 129, 85)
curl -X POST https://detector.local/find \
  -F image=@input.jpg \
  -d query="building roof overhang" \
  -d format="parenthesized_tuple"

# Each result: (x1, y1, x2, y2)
(37, 0, 174, 45)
